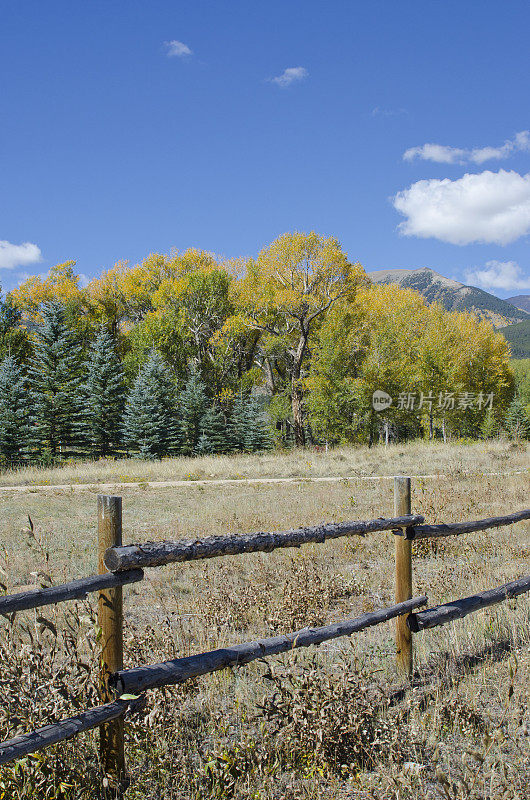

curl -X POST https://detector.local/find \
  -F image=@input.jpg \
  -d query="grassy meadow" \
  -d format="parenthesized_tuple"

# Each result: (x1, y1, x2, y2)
(0, 440, 529, 799)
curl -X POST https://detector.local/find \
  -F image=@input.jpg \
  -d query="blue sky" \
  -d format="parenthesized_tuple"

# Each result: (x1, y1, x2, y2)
(1, 0, 530, 296)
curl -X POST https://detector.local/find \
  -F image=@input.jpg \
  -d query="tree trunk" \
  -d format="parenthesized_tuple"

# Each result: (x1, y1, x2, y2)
(368, 410, 375, 447)
(291, 376, 305, 446)
(264, 359, 276, 394)
(291, 331, 308, 448)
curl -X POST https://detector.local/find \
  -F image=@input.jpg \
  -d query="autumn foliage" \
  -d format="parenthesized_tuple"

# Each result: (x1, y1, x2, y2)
(0, 231, 518, 458)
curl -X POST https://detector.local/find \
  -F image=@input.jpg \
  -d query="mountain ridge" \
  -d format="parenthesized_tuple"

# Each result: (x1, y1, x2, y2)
(506, 294, 530, 314)
(367, 267, 529, 327)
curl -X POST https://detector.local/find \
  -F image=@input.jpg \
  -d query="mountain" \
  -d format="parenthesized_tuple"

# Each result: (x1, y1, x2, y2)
(368, 267, 529, 327)
(497, 319, 530, 358)
(506, 295, 530, 314)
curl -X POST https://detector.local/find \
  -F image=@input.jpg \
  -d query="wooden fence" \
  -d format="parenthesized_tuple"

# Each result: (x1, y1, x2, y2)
(0, 479, 528, 796)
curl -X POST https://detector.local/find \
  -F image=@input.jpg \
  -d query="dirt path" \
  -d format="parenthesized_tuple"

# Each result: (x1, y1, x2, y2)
(0, 468, 526, 493)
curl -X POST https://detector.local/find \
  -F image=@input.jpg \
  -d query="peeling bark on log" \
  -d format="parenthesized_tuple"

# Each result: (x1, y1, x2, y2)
(408, 575, 530, 632)
(0, 701, 130, 766)
(104, 515, 425, 572)
(113, 595, 428, 695)
(0, 570, 144, 615)
(407, 509, 530, 540)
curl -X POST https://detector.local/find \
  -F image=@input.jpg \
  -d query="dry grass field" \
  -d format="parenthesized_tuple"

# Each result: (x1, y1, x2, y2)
(0, 440, 529, 799)
(0, 438, 528, 489)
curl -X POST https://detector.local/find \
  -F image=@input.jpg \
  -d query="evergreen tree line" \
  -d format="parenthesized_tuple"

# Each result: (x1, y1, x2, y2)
(0, 303, 272, 465)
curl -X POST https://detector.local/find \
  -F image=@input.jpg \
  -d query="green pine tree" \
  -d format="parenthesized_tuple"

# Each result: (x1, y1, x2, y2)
(0, 294, 31, 364)
(179, 369, 209, 455)
(196, 431, 213, 455)
(504, 397, 530, 439)
(123, 350, 180, 459)
(226, 392, 249, 452)
(0, 355, 31, 464)
(28, 302, 86, 461)
(480, 407, 499, 440)
(197, 404, 230, 454)
(82, 324, 126, 456)
(244, 394, 273, 452)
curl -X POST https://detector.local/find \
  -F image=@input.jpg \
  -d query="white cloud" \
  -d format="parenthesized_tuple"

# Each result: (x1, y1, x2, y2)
(371, 106, 407, 118)
(471, 131, 530, 164)
(165, 40, 193, 58)
(404, 131, 530, 164)
(269, 66, 308, 88)
(393, 170, 530, 246)
(403, 143, 466, 164)
(0, 240, 42, 270)
(465, 260, 530, 291)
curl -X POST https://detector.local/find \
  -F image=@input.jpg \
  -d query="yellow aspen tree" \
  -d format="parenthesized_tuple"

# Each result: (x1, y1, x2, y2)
(10, 261, 86, 325)
(232, 231, 366, 446)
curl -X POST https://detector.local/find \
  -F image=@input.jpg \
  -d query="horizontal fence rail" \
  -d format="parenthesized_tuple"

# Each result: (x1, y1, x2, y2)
(0, 700, 138, 767)
(408, 575, 530, 632)
(112, 596, 428, 695)
(0, 570, 144, 615)
(0, 597, 428, 764)
(404, 509, 530, 541)
(103, 514, 425, 572)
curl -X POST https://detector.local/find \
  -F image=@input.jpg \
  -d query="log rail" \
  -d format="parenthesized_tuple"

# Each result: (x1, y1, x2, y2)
(408, 575, 530, 632)
(402, 509, 530, 540)
(103, 514, 425, 572)
(113, 596, 428, 695)
(0, 569, 143, 615)
(0, 701, 132, 767)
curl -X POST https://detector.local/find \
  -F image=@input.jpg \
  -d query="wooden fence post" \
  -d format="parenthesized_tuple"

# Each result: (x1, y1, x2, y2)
(394, 477, 413, 679)
(98, 495, 127, 796)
